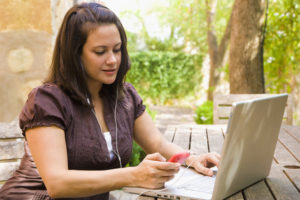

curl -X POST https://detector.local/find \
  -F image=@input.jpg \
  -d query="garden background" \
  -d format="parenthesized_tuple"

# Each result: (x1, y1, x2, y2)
(0, 0, 299, 125)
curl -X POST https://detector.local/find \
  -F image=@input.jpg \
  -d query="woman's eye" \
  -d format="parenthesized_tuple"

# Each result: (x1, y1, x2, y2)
(113, 48, 121, 53)
(95, 51, 105, 55)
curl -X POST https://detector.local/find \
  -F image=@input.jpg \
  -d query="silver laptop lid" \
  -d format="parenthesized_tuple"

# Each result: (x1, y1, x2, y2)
(212, 94, 288, 200)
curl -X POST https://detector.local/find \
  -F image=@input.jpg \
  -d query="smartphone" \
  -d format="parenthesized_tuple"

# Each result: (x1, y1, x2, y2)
(168, 152, 190, 164)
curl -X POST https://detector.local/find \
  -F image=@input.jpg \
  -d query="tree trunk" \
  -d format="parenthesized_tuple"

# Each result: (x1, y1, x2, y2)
(229, 0, 266, 94)
(206, 0, 232, 101)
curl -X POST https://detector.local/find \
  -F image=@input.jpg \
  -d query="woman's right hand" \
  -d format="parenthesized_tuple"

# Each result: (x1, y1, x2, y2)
(131, 152, 180, 189)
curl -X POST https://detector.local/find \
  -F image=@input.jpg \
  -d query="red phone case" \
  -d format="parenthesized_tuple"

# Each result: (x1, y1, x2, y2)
(168, 152, 190, 164)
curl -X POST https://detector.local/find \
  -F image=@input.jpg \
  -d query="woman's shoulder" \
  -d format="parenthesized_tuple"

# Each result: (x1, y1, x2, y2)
(31, 83, 64, 94)
(122, 82, 145, 119)
(29, 83, 69, 100)
(26, 83, 72, 110)
(123, 82, 142, 100)
(123, 82, 138, 94)
(20, 83, 72, 133)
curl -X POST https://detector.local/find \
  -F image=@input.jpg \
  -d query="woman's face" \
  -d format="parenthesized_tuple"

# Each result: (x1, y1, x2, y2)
(81, 24, 122, 87)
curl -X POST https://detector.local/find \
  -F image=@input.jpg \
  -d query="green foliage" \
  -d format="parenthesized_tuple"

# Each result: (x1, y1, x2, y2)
(154, 0, 207, 54)
(128, 141, 147, 166)
(126, 31, 140, 53)
(214, 0, 235, 42)
(153, 0, 234, 54)
(194, 101, 213, 124)
(126, 51, 202, 104)
(127, 107, 156, 167)
(146, 106, 157, 120)
(264, 0, 300, 93)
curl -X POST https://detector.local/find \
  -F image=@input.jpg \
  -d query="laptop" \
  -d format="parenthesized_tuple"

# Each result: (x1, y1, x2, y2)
(124, 94, 288, 200)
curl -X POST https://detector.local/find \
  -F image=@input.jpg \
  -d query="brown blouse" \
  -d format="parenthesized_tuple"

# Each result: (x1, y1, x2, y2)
(0, 83, 146, 200)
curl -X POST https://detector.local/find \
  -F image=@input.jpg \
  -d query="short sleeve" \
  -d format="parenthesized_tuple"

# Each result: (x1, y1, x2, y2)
(19, 84, 71, 137)
(124, 83, 146, 120)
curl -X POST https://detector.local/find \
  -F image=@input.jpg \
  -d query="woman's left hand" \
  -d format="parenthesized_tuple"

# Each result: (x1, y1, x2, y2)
(185, 152, 221, 176)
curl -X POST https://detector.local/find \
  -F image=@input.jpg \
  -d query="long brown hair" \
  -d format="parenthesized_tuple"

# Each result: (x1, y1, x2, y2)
(45, 2, 130, 106)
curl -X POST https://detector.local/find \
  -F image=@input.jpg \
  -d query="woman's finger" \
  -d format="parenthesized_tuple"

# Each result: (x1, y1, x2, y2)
(193, 163, 214, 176)
(207, 153, 221, 167)
(145, 152, 166, 162)
(160, 174, 175, 183)
(156, 161, 180, 171)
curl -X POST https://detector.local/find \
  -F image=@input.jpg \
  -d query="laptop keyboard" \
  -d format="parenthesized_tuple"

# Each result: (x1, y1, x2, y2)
(178, 175, 215, 193)
(164, 167, 217, 199)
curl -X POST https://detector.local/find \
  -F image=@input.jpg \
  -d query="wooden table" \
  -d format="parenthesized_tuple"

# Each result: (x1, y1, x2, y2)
(123, 124, 300, 200)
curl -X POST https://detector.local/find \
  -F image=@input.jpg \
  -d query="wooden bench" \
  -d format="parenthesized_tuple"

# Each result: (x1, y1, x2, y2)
(0, 119, 24, 188)
(213, 94, 293, 125)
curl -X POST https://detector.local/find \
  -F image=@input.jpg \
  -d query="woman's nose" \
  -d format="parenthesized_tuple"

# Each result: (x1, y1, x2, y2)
(106, 51, 117, 65)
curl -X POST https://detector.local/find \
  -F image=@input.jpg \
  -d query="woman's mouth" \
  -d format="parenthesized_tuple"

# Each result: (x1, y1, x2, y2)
(102, 69, 117, 75)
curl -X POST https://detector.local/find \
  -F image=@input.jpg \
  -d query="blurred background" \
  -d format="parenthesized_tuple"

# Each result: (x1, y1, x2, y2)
(0, 0, 299, 125)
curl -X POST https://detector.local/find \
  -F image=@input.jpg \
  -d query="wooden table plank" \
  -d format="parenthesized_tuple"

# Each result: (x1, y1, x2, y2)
(243, 180, 274, 200)
(283, 125, 300, 142)
(274, 140, 299, 166)
(163, 126, 176, 142)
(172, 127, 190, 150)
(274, 126, 300, 197)
(278, 128, 300, 163)
(190, 126, 208, 154)
(284, 168, 300, 193)
(206, 127, 224, 154)
(266, 164, 300, 200)
(225, 192, 244, 200)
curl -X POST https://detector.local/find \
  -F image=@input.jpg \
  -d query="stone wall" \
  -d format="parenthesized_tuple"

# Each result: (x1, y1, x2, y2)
(0, 119, 23, 187)
(0, 0, 74, 122)
(0, 0, 52, 122)
(0, 0, 76, 187)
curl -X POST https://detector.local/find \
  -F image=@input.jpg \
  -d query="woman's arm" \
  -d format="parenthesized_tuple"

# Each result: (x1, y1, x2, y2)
(133, 111, 185, 159)
(26, 126, 179, 198)
(133, 111, 220, 176)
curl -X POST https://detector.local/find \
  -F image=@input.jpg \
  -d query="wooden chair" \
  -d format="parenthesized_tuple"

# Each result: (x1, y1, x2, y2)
(213, 94, 293, 125)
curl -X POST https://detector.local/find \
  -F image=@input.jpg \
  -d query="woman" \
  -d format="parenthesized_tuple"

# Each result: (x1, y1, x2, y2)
(0, 3, 220, 200)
